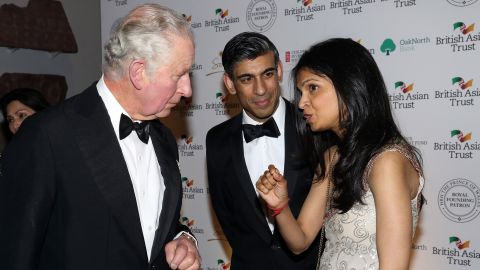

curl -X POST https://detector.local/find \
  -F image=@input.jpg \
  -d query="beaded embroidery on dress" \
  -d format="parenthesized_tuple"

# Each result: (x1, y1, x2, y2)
(318, 144, 424, 270)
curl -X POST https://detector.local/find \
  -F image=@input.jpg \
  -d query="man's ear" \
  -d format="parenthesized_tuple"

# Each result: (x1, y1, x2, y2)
(223, 73, 236, 95)
(276, 60, 284, 83)
(129, 59, 146, 90)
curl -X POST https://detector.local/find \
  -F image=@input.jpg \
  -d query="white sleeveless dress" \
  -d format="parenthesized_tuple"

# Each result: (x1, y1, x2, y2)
(319, 144, 424, 270)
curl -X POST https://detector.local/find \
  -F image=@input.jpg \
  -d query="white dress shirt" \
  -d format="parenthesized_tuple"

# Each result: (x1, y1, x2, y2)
(97, 76, 165, 260)
(243, 97, 286, 233)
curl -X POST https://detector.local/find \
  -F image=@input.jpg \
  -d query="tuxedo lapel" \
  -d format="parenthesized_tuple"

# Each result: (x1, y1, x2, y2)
(230, 116, 272, 243)
(149, 121, 181, 262)
(67, 85, 147, 260)
(283, 101, 299, 198)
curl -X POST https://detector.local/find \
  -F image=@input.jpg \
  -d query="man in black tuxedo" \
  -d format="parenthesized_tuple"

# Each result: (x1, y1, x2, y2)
(206, 32, 319, 269)
(0, 4, 200, 270)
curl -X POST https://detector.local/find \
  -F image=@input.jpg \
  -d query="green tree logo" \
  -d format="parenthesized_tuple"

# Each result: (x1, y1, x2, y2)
(380, 38, 396, 55)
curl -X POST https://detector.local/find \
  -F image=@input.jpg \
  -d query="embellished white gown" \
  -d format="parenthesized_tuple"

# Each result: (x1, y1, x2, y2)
(319, 145, 424, 270)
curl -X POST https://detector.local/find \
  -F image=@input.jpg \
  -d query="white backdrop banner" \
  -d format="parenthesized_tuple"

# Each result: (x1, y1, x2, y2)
(101, 0, 480, 269)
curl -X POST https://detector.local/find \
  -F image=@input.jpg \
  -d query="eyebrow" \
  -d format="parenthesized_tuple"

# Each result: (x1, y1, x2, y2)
(235, 67, 276, 80)
(8, 109, 31, 117)
(299, 78, 317, 87)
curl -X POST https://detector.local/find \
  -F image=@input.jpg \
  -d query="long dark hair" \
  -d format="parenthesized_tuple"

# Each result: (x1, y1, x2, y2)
(1, 88, 50, 118)
(292, 38, 422, 213)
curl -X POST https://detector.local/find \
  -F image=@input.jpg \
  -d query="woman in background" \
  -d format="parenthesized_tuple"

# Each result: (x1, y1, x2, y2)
(1, 88, 49, 136)
(257, 38, 424, 270)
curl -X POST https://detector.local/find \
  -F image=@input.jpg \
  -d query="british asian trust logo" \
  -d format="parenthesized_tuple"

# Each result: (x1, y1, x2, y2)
(178, 134, 204, 157)
(204, 8, 240, 32)
(180, 216, 204, 234)
(246, 0, 277, 33)
(171, 96, 203, 117)
(389, 81, 429, 109)
(181, 176, 205, 200)
(284, 0, 325, 22)
(205, 91, 240, 116)
(205, 259, 231, 270)
(436, 22, 479, 52)
(432, 236, 480, 267)
(105, 0, 127, 7)
(329, 0, 378, 16)
(433, 130, 478, 159)
(182, 14, 202, 29)
(434, 77, 479, 107)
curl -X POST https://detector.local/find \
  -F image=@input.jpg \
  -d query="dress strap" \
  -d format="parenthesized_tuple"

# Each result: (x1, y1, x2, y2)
(361, 144, 423, 191)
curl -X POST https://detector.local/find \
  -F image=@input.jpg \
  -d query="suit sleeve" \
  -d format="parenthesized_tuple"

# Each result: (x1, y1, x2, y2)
(205, 129, 237, 248)
(0, 118, 56, 270)
(162, 124, 195, 238)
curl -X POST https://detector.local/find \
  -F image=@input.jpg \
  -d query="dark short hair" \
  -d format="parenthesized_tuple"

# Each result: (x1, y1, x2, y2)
(1, 88, 50, 118)
(222, 32, 279, 79)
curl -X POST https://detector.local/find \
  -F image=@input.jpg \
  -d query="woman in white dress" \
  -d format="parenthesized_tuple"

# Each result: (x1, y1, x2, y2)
(256, 38, 424, 270)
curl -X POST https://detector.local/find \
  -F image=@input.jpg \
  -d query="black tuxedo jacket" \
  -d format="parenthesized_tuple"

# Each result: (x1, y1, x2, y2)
(0, 84, 188, 270)
(206, 99, 319, 270)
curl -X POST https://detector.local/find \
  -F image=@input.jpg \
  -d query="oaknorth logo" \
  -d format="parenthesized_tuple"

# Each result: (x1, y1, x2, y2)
(217, 259, 231, 270)
(180, 217, 195, 228)
(450, 236, 470, 250)
(395, 81, 414, 93)
(181, 177, 194, 187)
(454, 22, 475, 35)
(451, 130, 472, 143)
(452, 77, 473, 90)
(380, 38, 396, 55)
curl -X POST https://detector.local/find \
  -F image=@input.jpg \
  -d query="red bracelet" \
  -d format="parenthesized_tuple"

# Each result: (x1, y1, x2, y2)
(269, 199, 289, 217)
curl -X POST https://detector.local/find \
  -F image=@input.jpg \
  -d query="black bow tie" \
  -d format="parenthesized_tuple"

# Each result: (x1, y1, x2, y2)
(119, 114, 151, 144)
(242, 117, 281, 143)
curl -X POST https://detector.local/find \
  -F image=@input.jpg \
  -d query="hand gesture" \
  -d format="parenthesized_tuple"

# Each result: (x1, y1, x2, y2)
(165, 235, 201, 270)
(256, 165, 289, 210)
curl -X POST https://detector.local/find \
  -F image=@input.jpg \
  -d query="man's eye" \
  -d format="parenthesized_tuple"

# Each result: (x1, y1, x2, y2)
(264, 71, 274, 78)
(239, 76, 252, 84)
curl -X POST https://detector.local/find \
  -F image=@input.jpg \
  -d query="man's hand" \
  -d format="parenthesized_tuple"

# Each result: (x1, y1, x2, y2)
(165, 235, 201, 270)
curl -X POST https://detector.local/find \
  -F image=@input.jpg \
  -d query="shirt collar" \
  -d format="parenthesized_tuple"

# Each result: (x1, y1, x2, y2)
(96, 75, 131, 137)
(242, 97, 286, 132)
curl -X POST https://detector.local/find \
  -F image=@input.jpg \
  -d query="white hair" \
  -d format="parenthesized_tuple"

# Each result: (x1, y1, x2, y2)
(103, 3, 193, 79)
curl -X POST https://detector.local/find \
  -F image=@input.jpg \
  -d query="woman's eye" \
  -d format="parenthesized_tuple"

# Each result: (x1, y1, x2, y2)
(309, 84, 318, 92)
(19, 113, 29, 120)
